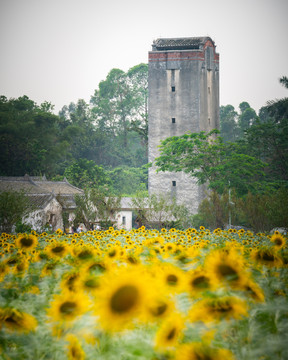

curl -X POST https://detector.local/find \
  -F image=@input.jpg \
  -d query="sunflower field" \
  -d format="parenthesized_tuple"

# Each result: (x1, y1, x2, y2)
(0, 227, 287, 360)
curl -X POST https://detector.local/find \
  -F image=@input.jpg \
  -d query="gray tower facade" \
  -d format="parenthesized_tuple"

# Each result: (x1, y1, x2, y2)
(148, 37, 220, 213)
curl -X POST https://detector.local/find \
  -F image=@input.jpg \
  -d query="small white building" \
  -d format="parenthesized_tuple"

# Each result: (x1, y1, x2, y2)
(0, 175, 83, 232)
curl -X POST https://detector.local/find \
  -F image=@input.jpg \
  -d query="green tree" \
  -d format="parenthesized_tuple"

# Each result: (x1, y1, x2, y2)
(154, 130, 267, 196)
(0, 96, 69, 176)
(127, 64, 149, 150)
(107, 165, 147, 196)
(58, 99, 101, 163)
(74, 189, 121, 230)
(91, 68, 135, 148)
(90, 65, 148, 167)
(245, 76, 288, 185)
(220, 105, 239, 142)
(238, 101, 257, 136)
(130, 192, 190, 230)
(64, 159, 111, 191)
(0, 190, 31, 233)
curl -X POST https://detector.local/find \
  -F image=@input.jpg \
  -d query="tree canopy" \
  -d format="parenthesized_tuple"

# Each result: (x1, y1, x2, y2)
(154, 130, 267, 196)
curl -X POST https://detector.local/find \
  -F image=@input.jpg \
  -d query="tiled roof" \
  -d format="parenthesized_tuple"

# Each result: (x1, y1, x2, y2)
(33, 180, 83, 195)
(152, 37, 214, 50)
(0, 178, 48, 194)
(26, 194, 54, 209)
(0, 176, 83, 210)
(56, 195, 78, 209)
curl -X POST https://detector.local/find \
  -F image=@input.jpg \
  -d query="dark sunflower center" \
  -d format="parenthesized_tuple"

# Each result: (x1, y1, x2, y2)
(78, 250, 93, 260)
(166, 327, 176, 340)
(110, 285, 139, 313)
(59, 301, 77, 314)
(127, 256, 137, 264)
(85, 278, 99, 289)
(7, 258, 18, 266)
(262, 252, 276, 261)
(108, 250, 116, 257)
(150, 303, 167, 316)
(191, 276, 210, 289)
(274, 238, 283, 246)
(20, 237, 33, 247)
(218, 264, 238, 279)
(5, 316, 18, 324)
(52, 246, 65, 254)
(89, 263, 106, 272)
(16, 263, 25, 272)
(166, 274, 178, 285)
(195, 352, 213, 360)
(212, 303, 233, 313)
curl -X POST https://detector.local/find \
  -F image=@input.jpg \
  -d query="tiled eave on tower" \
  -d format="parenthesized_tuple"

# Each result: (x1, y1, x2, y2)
(149, 36, 219, 66)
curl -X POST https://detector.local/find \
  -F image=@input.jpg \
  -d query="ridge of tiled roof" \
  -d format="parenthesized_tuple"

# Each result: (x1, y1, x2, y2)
(0, 176, 83, 210)
(152, 37, 214, 51)
(33, 181, 84, 195)
(0, 177, 49, 194)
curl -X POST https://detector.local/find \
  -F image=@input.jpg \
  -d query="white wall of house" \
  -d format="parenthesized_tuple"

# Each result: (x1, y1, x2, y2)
(116, 210, 133, 231)
(24, 198, 63, 232)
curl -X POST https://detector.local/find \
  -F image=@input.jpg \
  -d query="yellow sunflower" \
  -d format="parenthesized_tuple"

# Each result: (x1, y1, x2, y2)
(45, 242, 70, 259)
(66, 334, 86, 360)
(15, 234, 38, 251)
(60, 270, 81, 292)
(163, 242, 178, 255)
(85, 258, 109, 274)
(0, 261, 10, 280)
(175, 342, 235, 360)
(154, 313, 185, 350)
(270, 232, 286, 250)
(204, 248, 248, 289)
(47, 291, 91, 322)
(188, 295, 248, 323)
(157, 263, 186, 294)
(73, 245, 96, 263)
(12, 257, 29, 276)
(251, 247, 283, 268)
(144, 295, 175, 323)
(186, 267, 214, 296)
(93, 267, 150, 332)
(78, 273, 100, 296)
(41, 259, 60, 277)
(241, 279, 265, 303)
(0, 307, 37, 333)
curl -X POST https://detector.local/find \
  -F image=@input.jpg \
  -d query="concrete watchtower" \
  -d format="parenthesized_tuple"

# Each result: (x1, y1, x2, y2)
(148, 37, 220, 213)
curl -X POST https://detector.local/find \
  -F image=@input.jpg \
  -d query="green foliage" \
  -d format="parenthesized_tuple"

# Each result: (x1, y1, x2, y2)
(194, 187, 288, 231)
(15, 221, 32, 233)
(0, 96, 69, 176)
(74, 188, 121, 230)
(238, 102, 257, 136)
(64, 158, 111, 190)
(155, 130, 267, 196)
(107, 165, 148, 196)
(0, 190, 31, 233)
(239, 187, 288, 232)
(130, 192, 190, 230)
(220, 104, 239, 142)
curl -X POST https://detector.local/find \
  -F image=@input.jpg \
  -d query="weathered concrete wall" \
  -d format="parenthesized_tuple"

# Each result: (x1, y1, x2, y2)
(148, 37, 219, 213)
(24, 198, 63, 232)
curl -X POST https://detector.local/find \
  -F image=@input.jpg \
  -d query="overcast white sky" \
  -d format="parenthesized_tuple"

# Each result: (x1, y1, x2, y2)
(1, 0, 287, 114)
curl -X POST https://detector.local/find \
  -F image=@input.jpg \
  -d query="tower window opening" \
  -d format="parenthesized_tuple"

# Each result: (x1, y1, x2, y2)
(172, 118, 176, 123)
(171, 86, 175, 92)
(172, 181, 176, 187)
